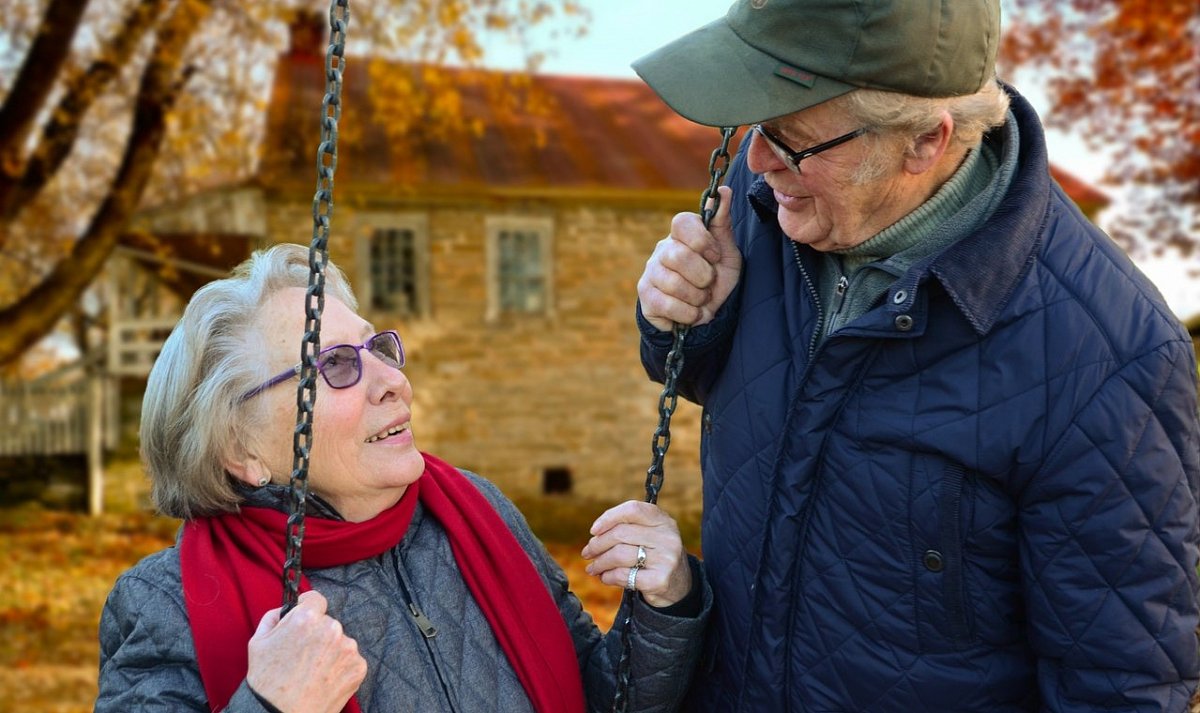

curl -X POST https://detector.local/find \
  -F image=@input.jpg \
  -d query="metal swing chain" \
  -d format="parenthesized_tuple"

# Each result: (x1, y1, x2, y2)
(282, 0, 350, 616)
(611, 125, 736, 713)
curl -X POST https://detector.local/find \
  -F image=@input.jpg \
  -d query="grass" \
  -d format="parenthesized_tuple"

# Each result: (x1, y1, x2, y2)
(0, 458, 682, 712)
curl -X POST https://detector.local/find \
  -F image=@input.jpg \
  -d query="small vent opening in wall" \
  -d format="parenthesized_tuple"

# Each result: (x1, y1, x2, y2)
(542, 467, 573, 495)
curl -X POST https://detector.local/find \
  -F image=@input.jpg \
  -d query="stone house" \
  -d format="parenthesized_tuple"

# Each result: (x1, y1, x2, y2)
(122, 29, 740, 513)
(116, 24, 1110, 515)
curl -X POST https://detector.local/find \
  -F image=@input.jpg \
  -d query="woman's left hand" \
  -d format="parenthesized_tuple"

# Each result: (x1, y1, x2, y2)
(581, 500, 692, 608)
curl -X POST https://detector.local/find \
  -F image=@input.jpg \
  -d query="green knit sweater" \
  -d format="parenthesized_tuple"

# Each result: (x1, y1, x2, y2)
(816, 115, 1018, 340)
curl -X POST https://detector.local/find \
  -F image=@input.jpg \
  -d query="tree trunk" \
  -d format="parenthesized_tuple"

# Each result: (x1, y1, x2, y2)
(0, 0, 213, 366)
(0, 0, 88, 171)
(0, 0, 167, 241)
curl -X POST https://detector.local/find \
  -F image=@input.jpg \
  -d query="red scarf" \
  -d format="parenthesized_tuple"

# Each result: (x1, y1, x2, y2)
(180, 452, 585, 713)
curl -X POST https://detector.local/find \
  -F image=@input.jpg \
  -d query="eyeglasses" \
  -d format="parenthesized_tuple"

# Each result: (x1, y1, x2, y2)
(242, 330, 405, 401)
(752, 123, 869, 174)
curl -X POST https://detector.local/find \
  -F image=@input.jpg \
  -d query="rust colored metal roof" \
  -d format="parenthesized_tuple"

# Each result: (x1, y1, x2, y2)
(1048, 165, 1110, 210)
(257, 56, 742, 198)
(257, 50, 1107, 210)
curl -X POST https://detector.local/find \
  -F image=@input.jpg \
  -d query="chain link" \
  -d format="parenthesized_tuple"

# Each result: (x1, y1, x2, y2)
(611, 126, 736, 713)
(644, 126, 734, 505)
(282, 0, 350, 616)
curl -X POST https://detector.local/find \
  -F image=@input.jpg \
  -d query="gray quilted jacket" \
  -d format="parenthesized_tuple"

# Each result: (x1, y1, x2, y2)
(96, 471, 710, 712)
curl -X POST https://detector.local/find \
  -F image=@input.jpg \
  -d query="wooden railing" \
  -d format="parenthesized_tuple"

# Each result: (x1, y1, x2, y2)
(0, 365, 115, 514)
(0, 378, 90, 456)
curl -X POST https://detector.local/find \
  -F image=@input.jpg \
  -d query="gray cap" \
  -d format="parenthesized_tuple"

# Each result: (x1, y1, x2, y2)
(632, 0, 1000, 126)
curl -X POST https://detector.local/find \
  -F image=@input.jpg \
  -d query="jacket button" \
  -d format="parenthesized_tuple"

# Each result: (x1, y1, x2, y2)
(923, 549, 944, 572)
(703, 412, 713, 433)
(894, 314, 914, 331)
(892, 290, 908, 305)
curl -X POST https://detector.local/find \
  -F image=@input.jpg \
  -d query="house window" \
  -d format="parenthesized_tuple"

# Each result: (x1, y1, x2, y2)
(486, 216, 553, 320)
(498, 229, 544, 312)
(356, 214, 428, 318)
(370, 227, 417, 313)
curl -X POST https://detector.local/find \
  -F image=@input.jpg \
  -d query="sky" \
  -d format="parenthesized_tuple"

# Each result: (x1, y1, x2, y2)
(481, 0, 1200, 320)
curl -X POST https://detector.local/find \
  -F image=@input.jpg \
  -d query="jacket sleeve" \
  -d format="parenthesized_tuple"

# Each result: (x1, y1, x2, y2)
(471, 474, 712, 713)
(96, 561, 272, 713)
(549, 549, 711, 713)
(637, 296, 739, 407)
(1020, 339, 1200, 712)
(636, 146, 753, 407)
(582, 557, 711, 713)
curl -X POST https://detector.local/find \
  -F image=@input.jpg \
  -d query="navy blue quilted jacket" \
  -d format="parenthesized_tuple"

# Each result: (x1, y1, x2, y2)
(638, 87, 1200, 712)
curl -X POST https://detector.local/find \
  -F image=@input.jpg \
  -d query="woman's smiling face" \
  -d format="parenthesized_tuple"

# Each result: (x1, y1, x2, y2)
(251, 287, 424, 521)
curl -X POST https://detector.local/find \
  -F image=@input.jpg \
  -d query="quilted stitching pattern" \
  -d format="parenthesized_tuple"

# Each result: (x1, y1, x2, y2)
(97, 471, 710, 712)
(649, 88, 1200, 712)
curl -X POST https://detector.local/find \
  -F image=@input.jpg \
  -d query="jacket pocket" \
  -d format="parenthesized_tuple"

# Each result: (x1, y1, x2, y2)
(937, 462, 972, 645)
(913, 459, 974, 650)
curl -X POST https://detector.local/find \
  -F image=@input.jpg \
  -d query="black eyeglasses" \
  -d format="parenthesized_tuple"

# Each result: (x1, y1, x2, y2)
(752, 123, 869, 174)
(242, 330, 405, 401)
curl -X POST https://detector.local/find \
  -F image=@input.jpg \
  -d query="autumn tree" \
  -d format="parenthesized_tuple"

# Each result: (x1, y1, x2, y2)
(0, 0, 586, 369)
(1000, 0, 1199, 255)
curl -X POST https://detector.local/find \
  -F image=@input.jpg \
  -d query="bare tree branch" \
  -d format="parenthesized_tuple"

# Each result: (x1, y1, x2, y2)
(0, 0, 88, 173)
(0, 0, 213, 364)
(0, 0, 167, 235)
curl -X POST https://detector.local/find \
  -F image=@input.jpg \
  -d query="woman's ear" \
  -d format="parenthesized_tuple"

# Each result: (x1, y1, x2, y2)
(904, 111, 955, 175)
(224, 448, 271, 487)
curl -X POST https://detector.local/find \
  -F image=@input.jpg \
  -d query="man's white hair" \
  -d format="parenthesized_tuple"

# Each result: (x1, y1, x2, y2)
(834, 79, 1011, 184)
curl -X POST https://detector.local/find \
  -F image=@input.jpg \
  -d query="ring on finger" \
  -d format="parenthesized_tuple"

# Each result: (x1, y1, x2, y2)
(626, 565, 640, 591)
(635, 544, 647, 568)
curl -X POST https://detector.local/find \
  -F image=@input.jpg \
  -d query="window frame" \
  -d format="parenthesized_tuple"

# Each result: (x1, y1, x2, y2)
(485, 215, 555, 322)
(354, 212, 430, 319)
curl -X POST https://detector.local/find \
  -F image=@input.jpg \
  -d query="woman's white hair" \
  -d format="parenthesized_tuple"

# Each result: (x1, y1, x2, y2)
(140, 243, 357, 519)
(832, 79, 1011, 184)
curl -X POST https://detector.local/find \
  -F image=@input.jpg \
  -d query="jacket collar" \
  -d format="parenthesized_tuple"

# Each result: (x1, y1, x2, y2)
(747, 85, 1050, 336)
(925, 87, 1049, 335)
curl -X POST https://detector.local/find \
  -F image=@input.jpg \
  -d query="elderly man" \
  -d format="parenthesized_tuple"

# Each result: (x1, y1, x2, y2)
(632, 0, 1200, 710)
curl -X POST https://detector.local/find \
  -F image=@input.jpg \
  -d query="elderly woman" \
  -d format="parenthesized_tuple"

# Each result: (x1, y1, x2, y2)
(97, 243, 709, 713)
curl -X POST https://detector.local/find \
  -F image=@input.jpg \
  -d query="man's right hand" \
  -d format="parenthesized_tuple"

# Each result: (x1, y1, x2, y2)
(637, 185, 742, 332)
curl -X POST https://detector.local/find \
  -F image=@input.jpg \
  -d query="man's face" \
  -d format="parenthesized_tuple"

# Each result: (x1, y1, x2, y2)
(746, 102, 907, 252)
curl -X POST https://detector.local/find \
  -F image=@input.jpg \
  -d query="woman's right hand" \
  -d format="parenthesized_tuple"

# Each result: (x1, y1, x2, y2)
(637, 184, 741, 332)
(246, 590, 367, 713)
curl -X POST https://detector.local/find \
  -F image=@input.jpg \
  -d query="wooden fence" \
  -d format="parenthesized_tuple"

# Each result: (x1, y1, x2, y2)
(0, 366, 114, 513)
(0, 378, 91, 456)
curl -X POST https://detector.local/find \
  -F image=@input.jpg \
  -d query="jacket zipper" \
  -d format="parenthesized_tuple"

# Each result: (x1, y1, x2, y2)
(781, 242, 890, 711)
(827, 274, 849, 337)
(408, 601, 438, 638)
(748, 242, 830, 712)
(791, 242, 824, 361)
(391, 553, 461, 712)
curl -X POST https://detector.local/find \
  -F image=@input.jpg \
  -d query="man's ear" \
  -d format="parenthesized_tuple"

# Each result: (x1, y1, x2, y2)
(904, 111, 954, 175)
(224, 448, 270, 487)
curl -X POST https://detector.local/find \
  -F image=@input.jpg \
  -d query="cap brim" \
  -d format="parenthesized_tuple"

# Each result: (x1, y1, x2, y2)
(632, 16, 857, 127)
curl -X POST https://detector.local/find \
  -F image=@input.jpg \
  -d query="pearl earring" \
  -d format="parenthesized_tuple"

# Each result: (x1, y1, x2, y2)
(257, 476, 270, 487)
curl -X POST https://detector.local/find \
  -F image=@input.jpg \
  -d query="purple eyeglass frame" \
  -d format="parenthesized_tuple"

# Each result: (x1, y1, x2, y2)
(241, 330, 404, 401)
